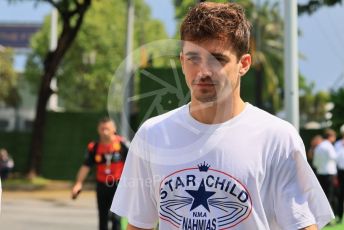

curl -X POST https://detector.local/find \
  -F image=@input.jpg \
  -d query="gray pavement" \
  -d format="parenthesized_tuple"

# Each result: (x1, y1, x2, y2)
(0, 190, 98, 230)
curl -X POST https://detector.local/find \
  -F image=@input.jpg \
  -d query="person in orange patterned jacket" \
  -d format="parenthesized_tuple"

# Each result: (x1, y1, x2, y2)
(71, 117, 128, 230)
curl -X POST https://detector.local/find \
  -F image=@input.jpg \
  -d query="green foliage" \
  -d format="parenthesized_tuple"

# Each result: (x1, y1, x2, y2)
(248, 1, 284, 113)
(0, 47, 21, 107)
(299, 76, 330, 126)
(330, 87, 344, 130)
(298, 0, 342, 15)
(25, 0, 168, 111)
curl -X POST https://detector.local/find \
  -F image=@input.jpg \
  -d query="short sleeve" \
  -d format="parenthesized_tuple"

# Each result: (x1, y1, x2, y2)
(272, 134, 334, 229)
(82, 142, 96, 167)
(110, 128, 158, 229)
(328, 144, 337, 160)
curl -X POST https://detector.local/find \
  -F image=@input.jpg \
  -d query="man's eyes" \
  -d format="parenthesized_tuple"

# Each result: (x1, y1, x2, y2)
(186, 55, 228, 65)
(213, 56, 228, 64)
(187, 56, 201, 62)
(216, 57, 226, 63)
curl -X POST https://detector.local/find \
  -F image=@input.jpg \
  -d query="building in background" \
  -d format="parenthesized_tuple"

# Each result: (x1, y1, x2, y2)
(0, 23, 41, 132)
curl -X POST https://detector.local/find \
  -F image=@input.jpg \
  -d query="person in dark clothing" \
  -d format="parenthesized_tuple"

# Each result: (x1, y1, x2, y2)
(71, 117, 128, 230)
(0, 148, 14, 180)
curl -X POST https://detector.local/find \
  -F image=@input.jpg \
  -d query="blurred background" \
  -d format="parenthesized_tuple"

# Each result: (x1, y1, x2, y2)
(0, 0, 343, 229)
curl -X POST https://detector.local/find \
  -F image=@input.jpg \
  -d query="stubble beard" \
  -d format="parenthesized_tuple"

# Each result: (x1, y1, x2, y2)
(194, 89, 218, 103)
(193, 85, 231, 105)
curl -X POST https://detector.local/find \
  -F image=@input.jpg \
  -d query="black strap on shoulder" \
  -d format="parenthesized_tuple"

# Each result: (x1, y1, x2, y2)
(91, 142, 99, 155)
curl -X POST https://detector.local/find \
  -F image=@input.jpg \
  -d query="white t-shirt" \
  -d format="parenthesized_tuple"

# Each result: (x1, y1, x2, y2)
(111, 103, 334, 230)
(335, 139, 344, 170)
(313, 140, 337, 175)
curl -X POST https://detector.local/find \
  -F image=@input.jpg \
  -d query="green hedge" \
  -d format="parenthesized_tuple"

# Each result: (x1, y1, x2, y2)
(0, 111, 115, 180)
(0, 132, 31, 175)
(41, 111, 111, 180)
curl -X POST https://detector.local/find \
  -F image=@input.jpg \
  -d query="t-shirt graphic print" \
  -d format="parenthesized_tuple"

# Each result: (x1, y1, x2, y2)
(159, 162, 252, 229)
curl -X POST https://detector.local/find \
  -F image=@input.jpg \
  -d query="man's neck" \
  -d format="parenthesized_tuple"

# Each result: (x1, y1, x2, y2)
(189, 97, 245, 124)
(100, 135, 116, 144)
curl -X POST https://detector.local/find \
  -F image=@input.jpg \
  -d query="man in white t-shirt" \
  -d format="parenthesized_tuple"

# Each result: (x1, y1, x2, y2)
(335, 125, 344, 223)
(111, 2, 334, 229)
(313, 129, 338, 216)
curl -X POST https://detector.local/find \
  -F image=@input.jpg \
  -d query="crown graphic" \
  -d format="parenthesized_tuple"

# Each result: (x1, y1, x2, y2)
(198, 161, 210, 172)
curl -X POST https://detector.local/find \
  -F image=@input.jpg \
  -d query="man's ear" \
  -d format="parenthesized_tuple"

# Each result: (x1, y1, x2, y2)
(239, 54, 251, 77)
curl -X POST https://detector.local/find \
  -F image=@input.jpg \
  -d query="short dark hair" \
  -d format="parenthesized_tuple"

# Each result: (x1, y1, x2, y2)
(323, 129, 336, 139)
(180, 2, 251, 59)
(98, 116, 115, 125)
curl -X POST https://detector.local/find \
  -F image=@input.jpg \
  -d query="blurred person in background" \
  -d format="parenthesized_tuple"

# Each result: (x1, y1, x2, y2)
(307, 135, 323, 172)
(335, 125, 344, 224)
(0, 148, 14, 180)
(313, 129, 338, 216)
(71, 117, 128, 230)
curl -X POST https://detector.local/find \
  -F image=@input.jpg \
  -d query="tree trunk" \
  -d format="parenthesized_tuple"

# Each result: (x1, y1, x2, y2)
(27, 72, 53, 178)
(27, 49, 70, 178)
(27, 0, 92, 178)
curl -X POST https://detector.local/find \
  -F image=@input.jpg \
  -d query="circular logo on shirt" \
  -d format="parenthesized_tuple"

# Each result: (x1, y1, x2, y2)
(159, 162, 252, 229)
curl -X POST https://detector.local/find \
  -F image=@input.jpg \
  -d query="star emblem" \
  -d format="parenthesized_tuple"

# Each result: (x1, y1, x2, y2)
(185, 179, 216, 212)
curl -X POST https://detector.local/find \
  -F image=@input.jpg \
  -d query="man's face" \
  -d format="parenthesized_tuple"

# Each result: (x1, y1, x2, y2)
(97, 121, 116, 141)
(180, 40, 251, 104)
(329, 134, 337, 144)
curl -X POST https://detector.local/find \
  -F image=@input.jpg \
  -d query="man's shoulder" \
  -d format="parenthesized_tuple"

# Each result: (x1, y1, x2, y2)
(335, 139, 344, 148)
(246, 104, 297, 134)
(316, 140, 331, 151)
(139, 105, 187, 131)
(114, 135, 126, 143)
(129, 105, 187, 150)
(115, 135, 130, 147)
(321, 140, 330, 146)
(87, 141, 97, 151)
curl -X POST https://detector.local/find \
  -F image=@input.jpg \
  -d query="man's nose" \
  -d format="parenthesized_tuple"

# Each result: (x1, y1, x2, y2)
(197, 60, 213, 78)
